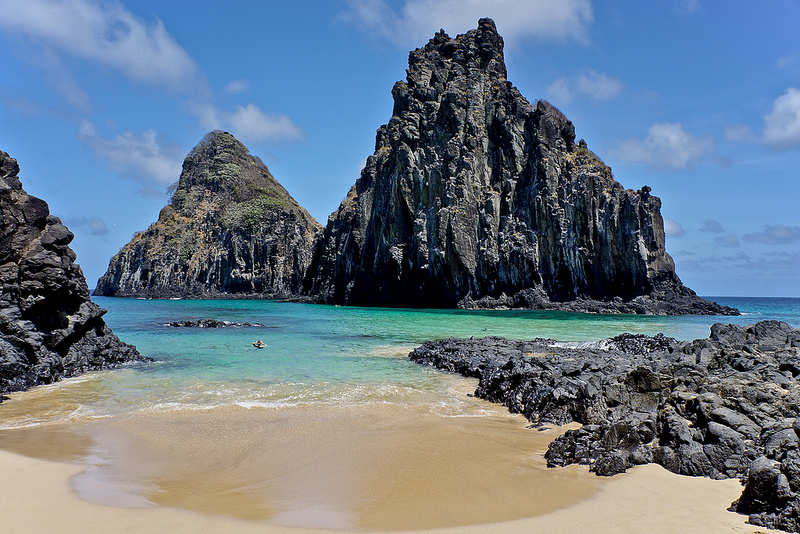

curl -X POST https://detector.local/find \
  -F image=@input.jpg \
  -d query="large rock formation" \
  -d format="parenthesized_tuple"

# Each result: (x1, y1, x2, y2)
(410, 320, 800, 532)
(94, 131, 321, 298)
(0, 150, 143, 397)
(303, 19, 734, 315)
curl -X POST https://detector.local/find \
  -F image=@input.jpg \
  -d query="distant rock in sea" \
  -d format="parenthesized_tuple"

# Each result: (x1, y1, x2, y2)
(0, 150, 144, 397)
(94, 131, 321, 298)
(302, 18, 735, 315)
(163, 319, 265, 328)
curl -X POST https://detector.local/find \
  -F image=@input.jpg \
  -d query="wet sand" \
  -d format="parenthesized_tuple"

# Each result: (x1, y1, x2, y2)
(0, 374, 782, 533)
(0, 403, 604, 530)
(0, 447, 781, 534)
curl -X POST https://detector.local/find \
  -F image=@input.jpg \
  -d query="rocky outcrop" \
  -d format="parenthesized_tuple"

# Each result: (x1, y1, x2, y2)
(163, 319, 264, 328)
(94, 131, 321, 298)
(409, 320, 800, 531)
(303, 18, 734, 315)
(0, 150, 143, 397)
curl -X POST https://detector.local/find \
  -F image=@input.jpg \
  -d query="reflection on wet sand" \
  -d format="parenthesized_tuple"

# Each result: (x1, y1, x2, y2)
(0, 400, 604, 530)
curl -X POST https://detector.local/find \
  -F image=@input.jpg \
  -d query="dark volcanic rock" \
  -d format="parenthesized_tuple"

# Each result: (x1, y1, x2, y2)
(94, 131, 321, 299)
(303, 18, 736, 316)
(0, 150, 144, 397)
(163, 319, 265, 328)
(409, 320, 800, 531)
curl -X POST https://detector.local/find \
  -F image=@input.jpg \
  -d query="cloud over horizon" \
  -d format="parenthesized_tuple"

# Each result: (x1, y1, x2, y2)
(612, 122, 714, 170)
(339, 0, 594, 47)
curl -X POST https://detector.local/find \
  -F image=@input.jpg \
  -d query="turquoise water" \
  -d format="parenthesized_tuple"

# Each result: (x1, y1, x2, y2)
(3, 295, 798, 427)
(100, 295, 800, 377)
(1, 296, 798, 529)
(18, 296, 783, 420)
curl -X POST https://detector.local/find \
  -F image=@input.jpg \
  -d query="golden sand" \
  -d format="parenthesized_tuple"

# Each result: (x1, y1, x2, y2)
(0, 403, 603, 530)
(0, 447, 781, 534)
(0, 378, 783, 533)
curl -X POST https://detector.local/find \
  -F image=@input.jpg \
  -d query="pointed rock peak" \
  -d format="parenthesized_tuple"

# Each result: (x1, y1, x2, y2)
(95, 131, 321, 299)
(188, 130, 248, 160)
(170, 130, 298, 217)
(409, 18, 506, 83)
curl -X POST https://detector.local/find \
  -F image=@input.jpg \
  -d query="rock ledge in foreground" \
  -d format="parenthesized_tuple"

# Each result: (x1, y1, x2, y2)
(410, 320, 800, 532)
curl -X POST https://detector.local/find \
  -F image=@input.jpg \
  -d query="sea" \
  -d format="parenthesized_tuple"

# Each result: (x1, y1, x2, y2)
(1, 296, 798, 530)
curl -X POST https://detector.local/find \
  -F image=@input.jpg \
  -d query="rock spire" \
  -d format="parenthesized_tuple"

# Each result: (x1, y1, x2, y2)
(302, 18, 735, 315)
(94, 131, 321, 298)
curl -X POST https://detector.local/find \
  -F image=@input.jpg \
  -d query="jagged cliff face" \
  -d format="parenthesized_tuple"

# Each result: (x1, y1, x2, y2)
(304, 19, 732, 315)
(94, 131, 321, 298)
(0, 150, 142, 394)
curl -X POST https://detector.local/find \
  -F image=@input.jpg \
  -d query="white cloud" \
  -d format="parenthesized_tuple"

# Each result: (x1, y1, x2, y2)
(224, 79, 249, 96)
(547, 69, 623, 103)
(78, 120, 183, 186)
(723, 124, 757, 143)
(228, 104, 304, 143)
(664, 219, 685, 237)
(339, 0, 593, 48)
(613, 122, 714, 170)
(194, 103, 304, 144)
(743, 225, 800, 245)
(576, 70, 624, 101)
(762, 87, 800, 150)
(0, 0, 201, 92)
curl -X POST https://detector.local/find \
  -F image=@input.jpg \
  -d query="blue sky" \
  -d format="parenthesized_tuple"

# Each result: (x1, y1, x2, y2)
(1, 0, 798, 297)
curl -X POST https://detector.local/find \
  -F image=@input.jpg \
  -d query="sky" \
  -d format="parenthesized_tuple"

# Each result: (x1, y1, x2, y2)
(0, 0, 798, 297)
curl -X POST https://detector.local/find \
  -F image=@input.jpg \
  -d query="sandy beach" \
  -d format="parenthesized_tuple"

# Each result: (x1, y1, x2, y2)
(0, 447, 781, 534)
(0, 370, 786, 534)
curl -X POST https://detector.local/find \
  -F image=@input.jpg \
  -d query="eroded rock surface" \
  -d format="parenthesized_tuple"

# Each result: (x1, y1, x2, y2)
(303, 18, 735, 315)
(94, 131, 321, 298)
(0, 150, 143, 396)
(410, 320, 800, 531)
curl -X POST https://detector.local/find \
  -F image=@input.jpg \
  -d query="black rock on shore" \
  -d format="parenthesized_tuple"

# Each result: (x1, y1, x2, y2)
(0, 150, 145, 398)
(410, 320, 800, 532)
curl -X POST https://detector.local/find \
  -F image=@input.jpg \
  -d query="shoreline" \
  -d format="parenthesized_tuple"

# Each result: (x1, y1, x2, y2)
(0, 448, 779, 533)
(409, 320, 800, 531)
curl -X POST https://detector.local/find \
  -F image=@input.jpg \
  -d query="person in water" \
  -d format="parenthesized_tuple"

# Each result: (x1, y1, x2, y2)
(252, 340, 266, 348)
